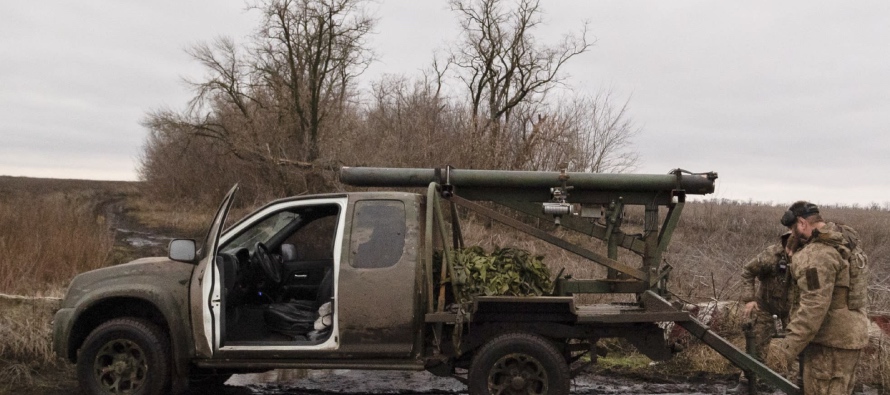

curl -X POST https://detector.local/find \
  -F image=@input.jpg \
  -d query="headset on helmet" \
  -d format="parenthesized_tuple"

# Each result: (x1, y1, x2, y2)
(780, 202, 820, 227)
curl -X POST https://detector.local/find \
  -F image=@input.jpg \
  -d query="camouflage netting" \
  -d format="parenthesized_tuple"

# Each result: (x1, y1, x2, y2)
(447, 246, 554, 302)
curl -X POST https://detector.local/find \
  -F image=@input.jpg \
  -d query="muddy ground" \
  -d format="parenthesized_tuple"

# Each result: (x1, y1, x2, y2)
(217, 369, 744, 395)
(221, 368, 882, 394)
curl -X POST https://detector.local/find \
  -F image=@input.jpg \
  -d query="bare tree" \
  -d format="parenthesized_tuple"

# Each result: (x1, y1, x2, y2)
(139, 0, 638, 204)
(140, 0, 374, 199)
(153, 38, 274, 165)
(146, 0, 374, 168)
(516, 93, 639, 173)
(351, 73, 466, 168)
(252, 0, 375, 162)
(446, 0, 590, 168)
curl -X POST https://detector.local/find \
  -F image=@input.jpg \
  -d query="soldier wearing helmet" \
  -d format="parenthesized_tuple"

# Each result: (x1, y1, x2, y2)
(776, 201, 869, 394)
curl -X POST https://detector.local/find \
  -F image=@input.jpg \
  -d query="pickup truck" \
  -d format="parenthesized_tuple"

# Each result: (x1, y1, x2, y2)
(53, 167, 800, 395)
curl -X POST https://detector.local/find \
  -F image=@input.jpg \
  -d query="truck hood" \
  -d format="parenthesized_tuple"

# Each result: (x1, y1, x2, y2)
(61, 257, 195, 309)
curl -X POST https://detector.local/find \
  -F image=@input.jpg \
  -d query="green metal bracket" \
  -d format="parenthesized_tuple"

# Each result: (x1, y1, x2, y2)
(603, 198, 624, 243)
(649, 195, 684, 287)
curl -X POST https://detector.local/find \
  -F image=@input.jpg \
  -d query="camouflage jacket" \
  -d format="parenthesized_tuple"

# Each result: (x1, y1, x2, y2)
(780, 222, 870, 359)
(740, 243, 790, 317)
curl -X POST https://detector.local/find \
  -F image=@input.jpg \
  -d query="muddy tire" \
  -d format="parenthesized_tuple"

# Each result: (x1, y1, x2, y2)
(77, 318, 170, 395)
(468, 332, 570, 395)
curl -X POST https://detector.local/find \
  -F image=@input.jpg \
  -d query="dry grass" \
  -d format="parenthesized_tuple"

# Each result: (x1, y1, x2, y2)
(667, 200, 890, 307)
(0, 295, 76, 393)
(0, 177, 126, 393)
(0, 191, 115, 296)
(127, 188, 268, 241)
(125, 194, 215, 240)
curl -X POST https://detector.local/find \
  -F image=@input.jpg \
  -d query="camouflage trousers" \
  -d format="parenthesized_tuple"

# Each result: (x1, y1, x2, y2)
(802, 344, 862, 395)
(745, 308, 787, 361)
(739, 308, 798, 386)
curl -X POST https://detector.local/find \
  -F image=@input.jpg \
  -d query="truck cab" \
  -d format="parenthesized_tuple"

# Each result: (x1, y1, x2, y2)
(53, 190, 429, 394)
(195, 191, 423, 358)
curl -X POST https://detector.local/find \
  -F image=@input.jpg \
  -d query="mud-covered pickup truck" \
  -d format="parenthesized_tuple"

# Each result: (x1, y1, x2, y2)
(53, 167, 800, 395)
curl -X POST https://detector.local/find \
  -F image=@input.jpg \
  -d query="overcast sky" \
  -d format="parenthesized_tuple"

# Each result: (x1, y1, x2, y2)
(2, 1, 888, 206)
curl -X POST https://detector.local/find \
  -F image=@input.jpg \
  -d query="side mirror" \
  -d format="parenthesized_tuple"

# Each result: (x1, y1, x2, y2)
(168, 239, 197, 263)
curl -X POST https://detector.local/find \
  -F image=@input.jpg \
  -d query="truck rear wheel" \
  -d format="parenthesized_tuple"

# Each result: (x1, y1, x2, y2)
(77, 318, 170, 395)
(468, 332, 570, 395)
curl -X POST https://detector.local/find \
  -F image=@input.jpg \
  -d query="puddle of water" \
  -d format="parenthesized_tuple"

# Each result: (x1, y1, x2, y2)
(125, 235, 162, 248)
(116, 227, 166, 248)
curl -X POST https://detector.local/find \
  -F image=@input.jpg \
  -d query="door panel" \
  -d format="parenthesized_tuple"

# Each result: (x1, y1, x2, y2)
(189, 185, 238, 358)
(337, 198, 420, 356)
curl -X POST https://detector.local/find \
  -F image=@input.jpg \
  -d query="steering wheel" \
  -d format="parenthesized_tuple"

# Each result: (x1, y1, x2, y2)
(252, 242, 282, 285)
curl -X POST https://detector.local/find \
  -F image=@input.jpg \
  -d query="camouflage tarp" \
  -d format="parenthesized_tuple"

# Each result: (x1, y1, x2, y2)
(450, 246, 553, 302)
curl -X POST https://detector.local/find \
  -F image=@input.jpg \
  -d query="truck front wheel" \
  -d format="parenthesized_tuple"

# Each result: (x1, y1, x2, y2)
(468, 332, 570, 395)
(76, 318, 170, 395)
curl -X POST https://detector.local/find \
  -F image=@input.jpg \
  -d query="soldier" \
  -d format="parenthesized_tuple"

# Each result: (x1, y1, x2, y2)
(776, 201, 869, 395)
(729, 232, 792, 393)
(741, 231, 792, 358)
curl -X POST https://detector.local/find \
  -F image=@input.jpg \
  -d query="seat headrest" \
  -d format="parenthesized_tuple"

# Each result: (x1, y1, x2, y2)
(281, 244, 298, 262)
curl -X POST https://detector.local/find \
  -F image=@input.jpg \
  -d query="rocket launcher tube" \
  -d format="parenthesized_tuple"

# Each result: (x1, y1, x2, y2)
(340, 167, 717, 195)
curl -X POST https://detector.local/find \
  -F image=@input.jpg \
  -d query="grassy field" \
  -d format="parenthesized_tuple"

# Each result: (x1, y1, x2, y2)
(0, 177, 130, 392)
(1, 176, 888, 392)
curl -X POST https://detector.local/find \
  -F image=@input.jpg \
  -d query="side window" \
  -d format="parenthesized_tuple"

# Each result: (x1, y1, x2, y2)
(350, 200, 406, 269)
(285, 214, 338, 260)
(222, 203, 340, 258)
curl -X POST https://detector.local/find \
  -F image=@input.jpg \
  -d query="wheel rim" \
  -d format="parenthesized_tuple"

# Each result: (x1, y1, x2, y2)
(487, 352, 548, 395)
(93, 338, 148, 394)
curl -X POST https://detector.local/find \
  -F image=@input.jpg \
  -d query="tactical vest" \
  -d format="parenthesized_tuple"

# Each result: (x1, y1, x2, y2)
(817, 224, 869, 311)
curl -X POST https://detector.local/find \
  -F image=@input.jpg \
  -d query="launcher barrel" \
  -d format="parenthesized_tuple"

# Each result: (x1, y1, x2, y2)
(340, 167, 717, 195)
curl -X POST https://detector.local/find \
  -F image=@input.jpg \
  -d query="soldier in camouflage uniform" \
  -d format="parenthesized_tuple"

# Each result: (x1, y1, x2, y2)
(728, 233, 793, 393)
(776, 201, 869, 395)
(740, 232, 792, 361)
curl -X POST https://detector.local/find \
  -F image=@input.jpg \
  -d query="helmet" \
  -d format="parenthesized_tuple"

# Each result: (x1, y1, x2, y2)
(780, 202, 819, 227)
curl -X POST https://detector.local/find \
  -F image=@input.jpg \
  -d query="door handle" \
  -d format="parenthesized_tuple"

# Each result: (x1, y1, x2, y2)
(293, 274, 308, 279)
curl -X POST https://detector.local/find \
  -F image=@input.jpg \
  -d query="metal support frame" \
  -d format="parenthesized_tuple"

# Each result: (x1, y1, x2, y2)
(430, 185, 692, 295)
(446, 193, 649, 282)
(642, 291, 800, 394)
